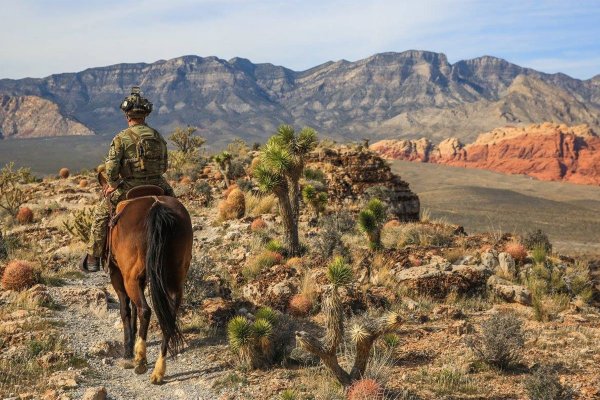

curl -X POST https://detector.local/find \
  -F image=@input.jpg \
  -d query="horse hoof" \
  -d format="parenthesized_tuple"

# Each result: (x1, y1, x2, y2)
(134, 363, 148, 374)
(150, 373, 163, 385)
(119, 359, 135, 369)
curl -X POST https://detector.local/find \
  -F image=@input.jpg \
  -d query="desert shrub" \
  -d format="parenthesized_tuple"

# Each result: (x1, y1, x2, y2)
(313, 212, 353, 259)
(525, 365, 573, 400)
(358, 198, 387, 250)
(250, 218, 268, 233)
(265, 239, 284, 253)
(242, 251, 283, 280)
(420, 366, 477, 396)
(383, 219, 401, 230)
(236, 178, 254, 192)
(62, 207, 94, 244)
(78, 179, 89, 188)
(218, 188, 246, 220)
(531, 245, 547, 265)
(58, 168, 70, 179)
(382, 333, 401, 349)
(192, 180, 213, 206)
(565, 261, 594, 303)
(288, 294, 312, 317)
(467, 312, 524, 369)
(0, 162, 32, 216)
(443, 247, 466, 264)
(0, 232, 8, 260)
(523, 261, 572, 321)
(302, 184, 327, 222)
(384, 223, 454, 248)
(524, 229, 552, 253)
(169, 126, 205, 157)
(184, 254, 214, 307)
(505, 241, 528, 262)
(1, 260, 36, 291)
(532, 293, 570, 322)
(346, 378, 384, 400)
(16, 207, 33, 224)
(227, 307, 280, 368)
(279, 389, 296, 400)
(303, 168, 326, 183)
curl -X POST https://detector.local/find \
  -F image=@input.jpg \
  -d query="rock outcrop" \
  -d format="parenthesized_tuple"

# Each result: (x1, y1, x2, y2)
(0, 51, 599, 144)
(0, 95, 94, 139)
(306, 146, 420, 221)
(372, 123, 600, 185)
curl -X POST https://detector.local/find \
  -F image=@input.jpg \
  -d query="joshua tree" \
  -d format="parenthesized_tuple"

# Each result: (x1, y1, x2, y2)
(214, 151, 233, 188)
(357, 198, 387, 250)
(295, 257, 402, 387)
(302, 184, 328, 223)
(168, 126, 205, 157)
(253, 125, 317, 256)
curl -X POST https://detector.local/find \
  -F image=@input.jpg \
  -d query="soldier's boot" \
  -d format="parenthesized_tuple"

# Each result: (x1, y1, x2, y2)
(80, 254, 101, 272)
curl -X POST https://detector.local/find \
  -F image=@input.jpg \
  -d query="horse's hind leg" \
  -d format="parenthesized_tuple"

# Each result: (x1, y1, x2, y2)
(150, 290, 182, 384)
(110, 270, 134, 364)
(129, 278, 152, 375)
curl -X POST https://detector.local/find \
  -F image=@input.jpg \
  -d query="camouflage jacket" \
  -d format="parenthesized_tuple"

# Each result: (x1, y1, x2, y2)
(105, 123, 168, 187)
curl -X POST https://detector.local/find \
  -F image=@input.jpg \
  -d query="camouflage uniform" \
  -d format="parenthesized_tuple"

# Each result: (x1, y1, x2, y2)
(87, 123, 174, 258)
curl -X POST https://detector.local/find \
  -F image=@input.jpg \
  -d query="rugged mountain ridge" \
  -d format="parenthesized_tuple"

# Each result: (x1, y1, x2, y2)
(0, 95, 94, 139)
(371, 123, 600, 185)
(1, 51, 599, 144)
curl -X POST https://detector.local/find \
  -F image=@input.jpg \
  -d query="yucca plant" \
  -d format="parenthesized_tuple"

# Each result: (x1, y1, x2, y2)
(296, 257, 402, 387)
(214, 151, 233, 188)
(357, 198, 387, 250)
(227, 316, 255, 367)
(253, 125, 318, 256)
(227, 308, 279, 369)
(302, 184, 328, 223)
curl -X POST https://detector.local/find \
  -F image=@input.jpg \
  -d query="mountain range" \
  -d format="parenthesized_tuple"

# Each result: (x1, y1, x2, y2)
(0, 50, 599, 147)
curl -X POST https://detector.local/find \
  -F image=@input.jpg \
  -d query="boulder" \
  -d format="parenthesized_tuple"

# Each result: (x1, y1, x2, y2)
(497, 252, 516, 278)
(487, 275, 532, 305)
(480, 249, 499, 270)
(395, 263, 491, 298)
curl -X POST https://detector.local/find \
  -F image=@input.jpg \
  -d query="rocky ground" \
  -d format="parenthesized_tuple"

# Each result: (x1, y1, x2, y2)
(1, 149, 600, 400)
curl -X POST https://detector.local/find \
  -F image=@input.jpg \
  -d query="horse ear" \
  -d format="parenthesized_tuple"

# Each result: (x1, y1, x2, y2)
(97, 171, 108, 189)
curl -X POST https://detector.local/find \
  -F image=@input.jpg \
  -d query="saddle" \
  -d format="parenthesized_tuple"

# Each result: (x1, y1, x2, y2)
(126, 185, 164, 199)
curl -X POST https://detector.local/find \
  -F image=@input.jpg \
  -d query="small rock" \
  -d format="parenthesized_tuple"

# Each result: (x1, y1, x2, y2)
(497, 252, 516, 278)
(89, 340, 122, 358)
(480, 249, 499, 270)
(82, 387, 107, 400)
(487, 275, 532, 305)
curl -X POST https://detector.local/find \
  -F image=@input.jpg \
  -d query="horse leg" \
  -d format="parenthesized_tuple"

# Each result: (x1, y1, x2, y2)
(150, 290, 182, 385)
(110, 270, 134, 364)
(131, 279, 152, 375)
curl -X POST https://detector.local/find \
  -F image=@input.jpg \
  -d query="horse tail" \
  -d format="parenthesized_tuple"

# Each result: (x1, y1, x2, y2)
(145, 200, 184, 355)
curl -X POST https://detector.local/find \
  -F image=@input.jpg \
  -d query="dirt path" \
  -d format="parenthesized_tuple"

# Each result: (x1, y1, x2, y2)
(48, 271, 229, 400)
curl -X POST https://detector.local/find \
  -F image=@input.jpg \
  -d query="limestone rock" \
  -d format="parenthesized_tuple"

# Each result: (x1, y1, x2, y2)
(306, 146, 420, 221)
(60, 287, 107, 307)
(82, 387, 107, 400)
(395, 263, 491, 298)
(497, 252, 516, 278)
(487, 275, 532, 305)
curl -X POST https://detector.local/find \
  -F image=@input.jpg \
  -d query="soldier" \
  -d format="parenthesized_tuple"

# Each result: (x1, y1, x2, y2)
(80, 87, 175, 272)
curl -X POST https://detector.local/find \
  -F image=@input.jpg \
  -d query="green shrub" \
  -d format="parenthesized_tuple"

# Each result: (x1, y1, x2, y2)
(525, 365, 573, 400)
(265, 239, 284, 253)
(62, 207, 94, 244)
(0, 162, 32, 216)
(303, 168, 325, 183)
(524, 229, 552, 253)
(467, 312, 524, 370)
(242, 251, 283, 280)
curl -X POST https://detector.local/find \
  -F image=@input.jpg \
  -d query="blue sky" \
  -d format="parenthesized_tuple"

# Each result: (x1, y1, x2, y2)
(1, 0, 599, 80)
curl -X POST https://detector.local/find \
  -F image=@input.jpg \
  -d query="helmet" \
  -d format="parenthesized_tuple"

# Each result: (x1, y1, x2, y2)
(120, 86, 153, 118)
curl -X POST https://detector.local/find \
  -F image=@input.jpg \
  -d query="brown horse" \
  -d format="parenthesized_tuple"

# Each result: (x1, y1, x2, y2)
(99, 174, 192, 384)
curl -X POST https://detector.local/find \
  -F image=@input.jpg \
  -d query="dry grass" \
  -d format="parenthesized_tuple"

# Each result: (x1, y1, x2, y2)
(382, 222, 454, 248)
(245, 192, 277, 217)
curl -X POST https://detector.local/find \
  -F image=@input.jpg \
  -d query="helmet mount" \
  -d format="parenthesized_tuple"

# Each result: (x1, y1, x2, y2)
(120, 86, 153, 117)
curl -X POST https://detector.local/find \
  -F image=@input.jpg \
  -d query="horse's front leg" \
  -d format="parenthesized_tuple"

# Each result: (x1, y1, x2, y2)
(131, 278, 152, 375)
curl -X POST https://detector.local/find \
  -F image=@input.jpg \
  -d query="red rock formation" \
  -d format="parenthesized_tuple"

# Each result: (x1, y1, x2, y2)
(371, 123, 600, 185)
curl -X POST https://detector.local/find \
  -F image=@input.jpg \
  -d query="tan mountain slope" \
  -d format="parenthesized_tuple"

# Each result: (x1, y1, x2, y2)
(372, 123, 600, 185)
(0, 95, 94, 139)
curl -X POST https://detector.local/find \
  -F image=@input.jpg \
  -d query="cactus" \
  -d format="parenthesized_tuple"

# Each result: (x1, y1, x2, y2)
(295, 257, 402, 387)
(218, 188, 246, 220)
(250, 218, 268, 233)
(214, 151, 233, 188)
(0, 162, 31, 216)
(62, 207, 94, 244)
(357, 198, 387, 250)
(227, 308, 279, 368)
(1, 260, 36, 291)
(78, 179, 89, 188)
(16, 207, 33, 224)
(59, 168, 70, 179)
(347, 379, 384, 400)
(288, 294, 312, 317)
